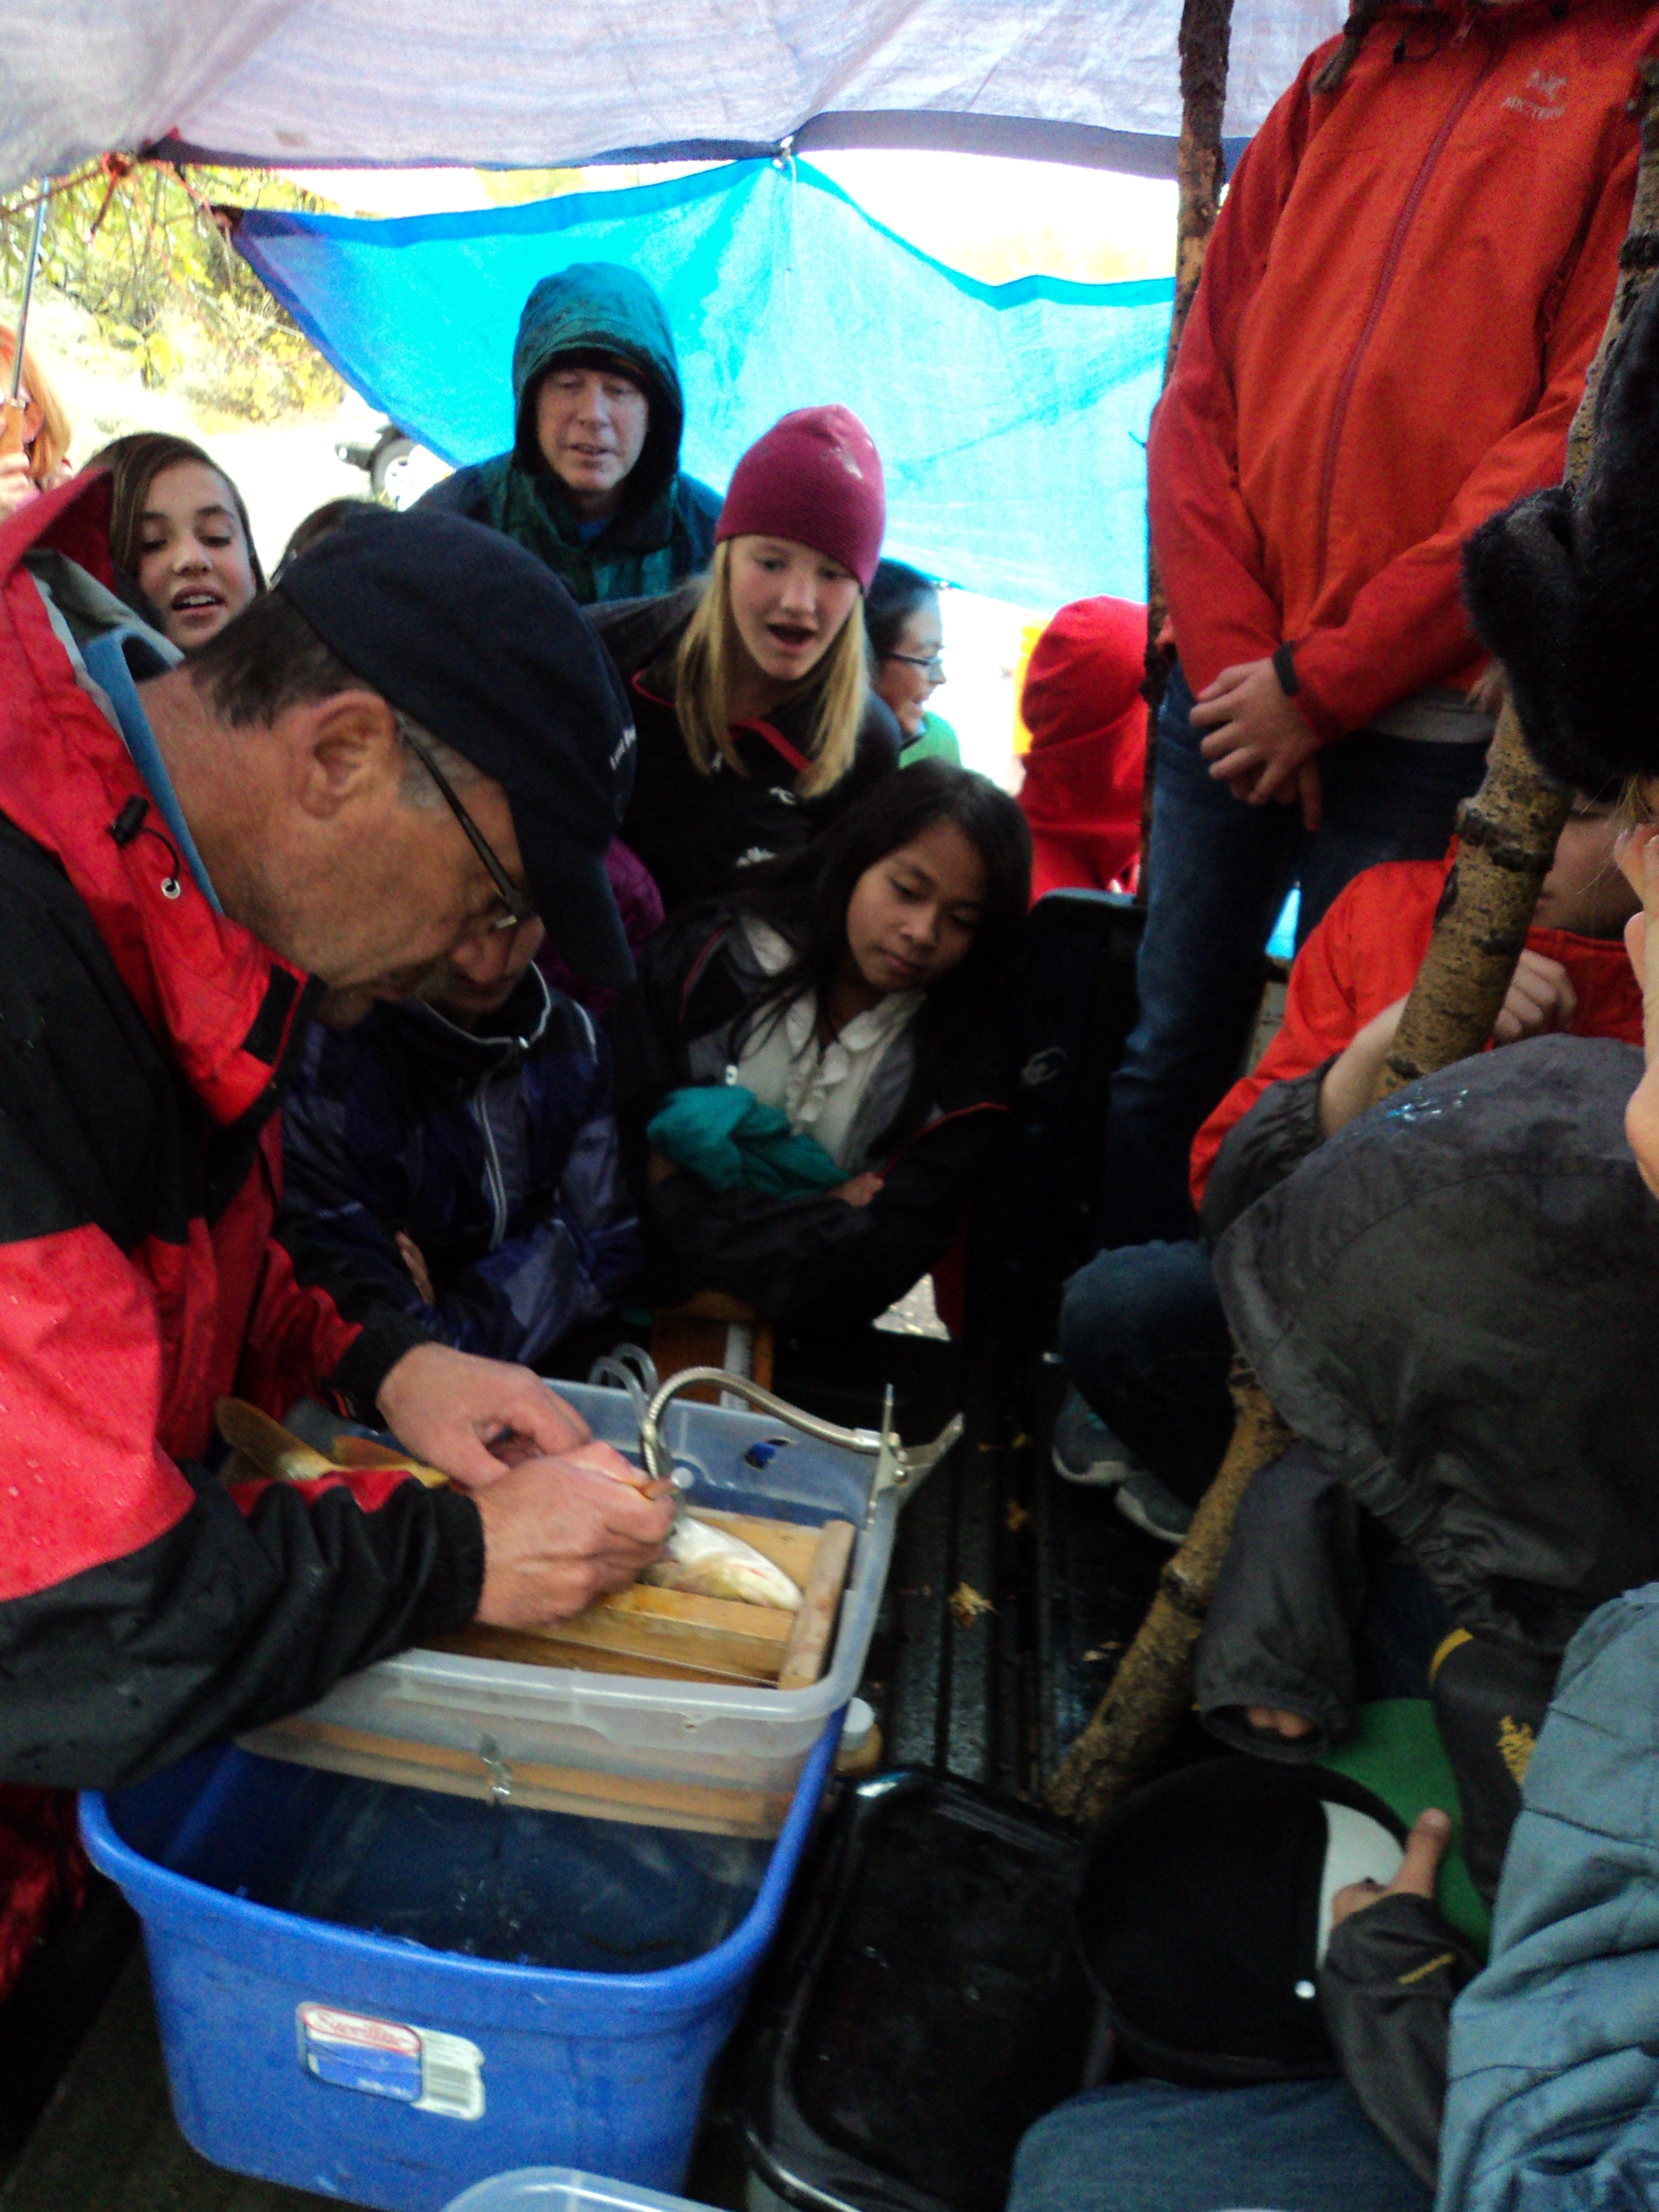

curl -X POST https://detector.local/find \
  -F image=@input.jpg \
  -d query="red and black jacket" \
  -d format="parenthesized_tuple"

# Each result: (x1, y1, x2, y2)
(0, 475, 483, 1796)
(607, 904, 1013, 1329)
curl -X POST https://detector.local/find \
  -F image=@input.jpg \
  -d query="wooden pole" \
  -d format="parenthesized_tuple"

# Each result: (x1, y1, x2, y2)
(1139, 0, 1236, 893)
(1047, 1366, 1288, 1822)
(1048, 58, 1659, 1833)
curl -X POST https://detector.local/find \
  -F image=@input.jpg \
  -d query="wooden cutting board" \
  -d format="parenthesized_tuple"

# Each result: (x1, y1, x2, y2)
(434, 1509, 857, 1690)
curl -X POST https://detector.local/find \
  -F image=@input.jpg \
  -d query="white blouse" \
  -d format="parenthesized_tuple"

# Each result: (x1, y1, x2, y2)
(731, 920, 922, 1172)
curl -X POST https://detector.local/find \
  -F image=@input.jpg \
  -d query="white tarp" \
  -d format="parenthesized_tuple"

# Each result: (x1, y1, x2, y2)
(5, 1, 1343, 191)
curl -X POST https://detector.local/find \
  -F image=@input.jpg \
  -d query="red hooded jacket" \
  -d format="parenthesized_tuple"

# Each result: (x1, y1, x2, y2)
(1190, 851, 1644, 1204)
(1016, 596, 1147, 899)
(0, 478, 483, 1990)
(1149, 1, 1659, 744)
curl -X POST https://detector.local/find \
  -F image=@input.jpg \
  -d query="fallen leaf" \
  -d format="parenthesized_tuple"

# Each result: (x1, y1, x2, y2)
(1005, 1500, 1031, 1533)
(950, 1581, 996, 1627)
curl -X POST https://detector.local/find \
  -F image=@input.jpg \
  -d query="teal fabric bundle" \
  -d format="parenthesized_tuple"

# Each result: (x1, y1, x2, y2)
(648, 1084, 844, 1196)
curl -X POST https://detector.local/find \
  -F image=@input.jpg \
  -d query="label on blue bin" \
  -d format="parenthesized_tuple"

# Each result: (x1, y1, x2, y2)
(296, 2004, 484, 2120)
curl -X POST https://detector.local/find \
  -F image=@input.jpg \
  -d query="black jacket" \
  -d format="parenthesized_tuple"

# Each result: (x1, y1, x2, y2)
(589, 586, 901, 916)
(1215, 1035, 1659, 1661)
(1201, 1061, 1332, 1241)
(607, 906, 1013, 1329)
(1320, 1893, 1483, 2188)
(281, 971, 640, 1367)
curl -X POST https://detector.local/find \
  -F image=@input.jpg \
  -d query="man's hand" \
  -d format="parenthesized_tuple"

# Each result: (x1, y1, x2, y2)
(0, 452, 36, 520)
(834, 1171, 884, 1207)
(1192, 656, 1323, 822)
(395, 1230, 436, 1305)
(1243, 1705, 1316, 1741)
(376, 1341, 590, 1489)
(1331, 1807, 1452, 1928)
(1318, 994, 1410, 1136)
(471, 1449, 677, 1628)
(1492, 948, 1576, 1045)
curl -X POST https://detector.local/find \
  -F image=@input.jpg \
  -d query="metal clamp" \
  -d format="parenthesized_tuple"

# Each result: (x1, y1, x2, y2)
(638, 1370, 961, 1516)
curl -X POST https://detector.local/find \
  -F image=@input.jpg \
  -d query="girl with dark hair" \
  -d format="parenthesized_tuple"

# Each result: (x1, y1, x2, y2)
(608, 760, 1031, 1330)
(867, 558, 960, 766)
(86, 431, 264, 652)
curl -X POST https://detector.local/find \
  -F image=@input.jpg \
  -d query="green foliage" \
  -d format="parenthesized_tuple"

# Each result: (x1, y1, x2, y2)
(0, 165, 344, 422)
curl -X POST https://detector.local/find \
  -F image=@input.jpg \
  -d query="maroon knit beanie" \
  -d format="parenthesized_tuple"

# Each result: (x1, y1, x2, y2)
(714, 406, 886, 591)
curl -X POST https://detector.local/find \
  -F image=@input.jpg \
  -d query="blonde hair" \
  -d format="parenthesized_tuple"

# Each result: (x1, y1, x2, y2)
(0, 326, 71, 482)
(673, 540, 869, 800)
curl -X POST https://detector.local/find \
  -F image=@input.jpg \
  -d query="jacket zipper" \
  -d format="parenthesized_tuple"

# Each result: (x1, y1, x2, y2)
(1312, 28, 1506, 588)
(472, 1078, 510, 1249)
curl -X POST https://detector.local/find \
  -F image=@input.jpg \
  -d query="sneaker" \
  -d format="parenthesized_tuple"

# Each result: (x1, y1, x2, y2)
(1114, 1468, 1193, 1546)
(1050, 1389, 1141, 1488)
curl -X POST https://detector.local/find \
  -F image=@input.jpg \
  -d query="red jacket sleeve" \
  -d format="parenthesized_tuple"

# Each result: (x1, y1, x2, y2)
(1147, 58, 1319, 691)
(1290, 140, 1639, 742)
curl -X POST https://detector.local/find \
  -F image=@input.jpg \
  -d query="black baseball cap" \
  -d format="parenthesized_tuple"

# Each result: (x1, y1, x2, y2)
(278, 505, 637, 985)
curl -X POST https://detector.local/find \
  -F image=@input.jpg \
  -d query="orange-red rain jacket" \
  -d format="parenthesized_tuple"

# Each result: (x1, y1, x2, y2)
(1189, 851, 1645, 1206)
(1149, 1, 1659, 744)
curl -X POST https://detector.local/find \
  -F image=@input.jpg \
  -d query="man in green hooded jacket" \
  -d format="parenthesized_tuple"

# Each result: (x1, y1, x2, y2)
(416, 262, 720, 605)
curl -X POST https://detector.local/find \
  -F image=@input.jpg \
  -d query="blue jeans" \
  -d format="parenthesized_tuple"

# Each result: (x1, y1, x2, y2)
(1057, 1239, 1233, 1507)
(1100, 666, 1488, 1248)
(1008, 2079, 1432, 2212)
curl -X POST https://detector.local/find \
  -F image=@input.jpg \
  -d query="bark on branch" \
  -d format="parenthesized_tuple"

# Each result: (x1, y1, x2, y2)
(1047, 1366, 1289, 1823)
(1140, 0, 1237, 884)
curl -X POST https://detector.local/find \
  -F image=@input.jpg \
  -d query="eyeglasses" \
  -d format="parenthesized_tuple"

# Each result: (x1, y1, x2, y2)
(395, 716, 536, 933)
(885, 651, 945, 678)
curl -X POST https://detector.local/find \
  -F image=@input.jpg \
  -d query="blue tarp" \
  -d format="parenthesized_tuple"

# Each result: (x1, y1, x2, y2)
(234, 160, 1172, 610)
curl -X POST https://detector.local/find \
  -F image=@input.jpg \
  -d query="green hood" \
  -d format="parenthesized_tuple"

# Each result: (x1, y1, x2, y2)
(509, 260, 686, 518)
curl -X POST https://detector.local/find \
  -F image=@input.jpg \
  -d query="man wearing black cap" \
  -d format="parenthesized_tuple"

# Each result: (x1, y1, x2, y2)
(0, 472, 675, 1943)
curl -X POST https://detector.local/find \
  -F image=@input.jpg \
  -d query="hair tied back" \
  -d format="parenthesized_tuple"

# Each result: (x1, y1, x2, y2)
(1311, 0, 1390, 96)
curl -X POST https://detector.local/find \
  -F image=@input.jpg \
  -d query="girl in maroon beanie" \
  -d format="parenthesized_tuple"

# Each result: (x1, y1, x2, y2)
(590, 405, 901, 915)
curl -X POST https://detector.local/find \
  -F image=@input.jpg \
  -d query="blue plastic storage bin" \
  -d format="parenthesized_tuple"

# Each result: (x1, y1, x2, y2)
(445, 2167, 703, 2211)
(81, 1725, 837, 2212)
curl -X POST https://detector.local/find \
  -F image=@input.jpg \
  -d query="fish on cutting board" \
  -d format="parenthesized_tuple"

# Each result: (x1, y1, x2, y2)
(643, 1514, 802, 1612)
(556, 1441, 803, 1613)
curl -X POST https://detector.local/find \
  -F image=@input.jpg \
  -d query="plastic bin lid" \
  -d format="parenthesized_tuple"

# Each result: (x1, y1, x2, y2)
(445, 2169, 708, 2212)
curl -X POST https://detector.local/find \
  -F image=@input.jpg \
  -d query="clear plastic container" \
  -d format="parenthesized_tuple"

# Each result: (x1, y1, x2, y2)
(446, 2171, 707, 2212)
(238, 1383, 894, 1834)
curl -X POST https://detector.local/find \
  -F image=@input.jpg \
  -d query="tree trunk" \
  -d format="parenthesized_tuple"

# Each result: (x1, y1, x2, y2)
(1048, 58, 1659, 1833)
(1047, 1366, 1288, 1823)
(1139, 0, 1236, 893)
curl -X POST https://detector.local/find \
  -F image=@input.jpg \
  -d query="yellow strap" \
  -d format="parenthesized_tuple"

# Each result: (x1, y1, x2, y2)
(1428, 1627, 1474, 1684)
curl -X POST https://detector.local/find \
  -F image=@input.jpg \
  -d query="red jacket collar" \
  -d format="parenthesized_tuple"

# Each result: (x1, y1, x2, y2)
(0, 473, 314, 1126)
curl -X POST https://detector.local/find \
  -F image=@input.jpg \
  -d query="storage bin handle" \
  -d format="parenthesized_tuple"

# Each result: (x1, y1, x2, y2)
(639, 1371, 961, 1515)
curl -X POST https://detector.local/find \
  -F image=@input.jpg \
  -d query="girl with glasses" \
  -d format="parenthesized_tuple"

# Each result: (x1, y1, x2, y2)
(867, 557, 961, 768)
